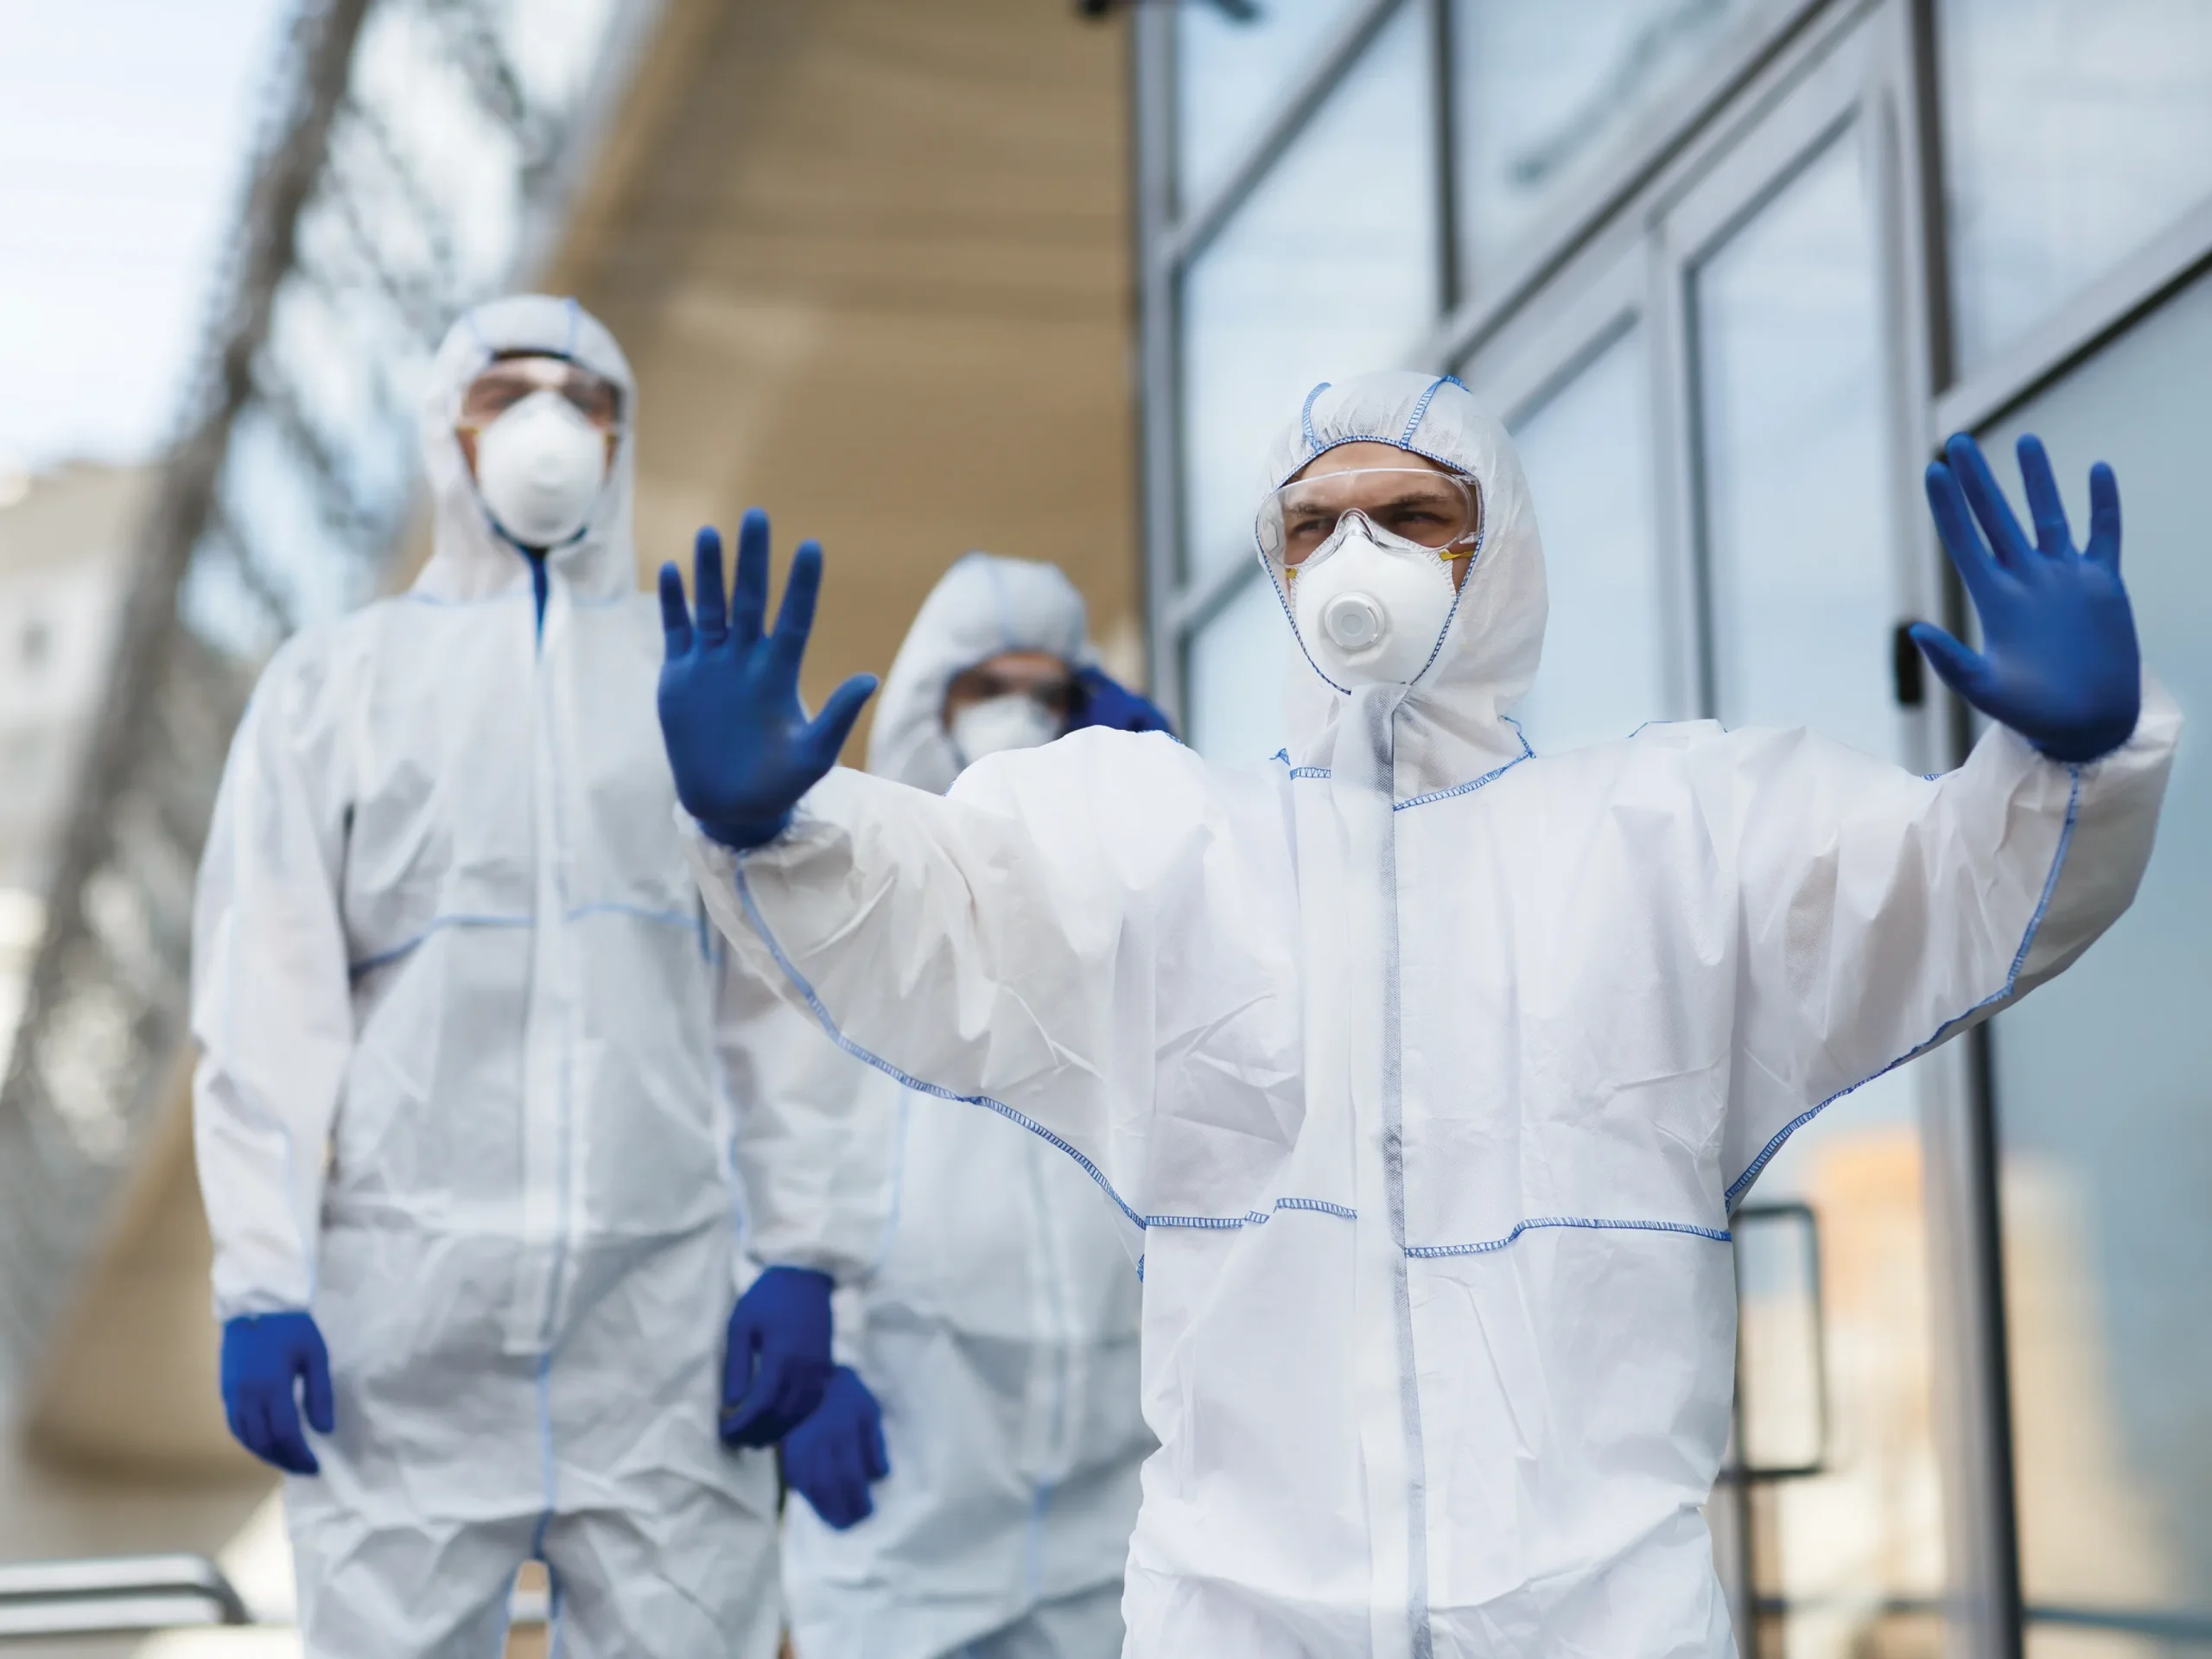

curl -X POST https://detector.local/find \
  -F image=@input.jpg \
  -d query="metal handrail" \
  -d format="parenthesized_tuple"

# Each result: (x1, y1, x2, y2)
(0, 1553, 247, 1640)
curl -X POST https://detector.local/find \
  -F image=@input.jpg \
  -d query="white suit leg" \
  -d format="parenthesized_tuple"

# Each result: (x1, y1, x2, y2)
(289, 1498, 532, 1659)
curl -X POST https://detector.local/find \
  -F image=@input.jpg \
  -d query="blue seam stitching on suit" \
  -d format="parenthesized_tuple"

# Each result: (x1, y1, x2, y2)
(1406, 1215, 1733, 1258)
(728, 862, 1151, 1233)
(1237, 1197, 1360, 1224)
(1397, 375, 1465, 446)
(1722, 762, 2084, 1207)
(1300, 381, 1332, 452)
(733, 866, 1381, 1237)
(1392, 738, 1534, 810)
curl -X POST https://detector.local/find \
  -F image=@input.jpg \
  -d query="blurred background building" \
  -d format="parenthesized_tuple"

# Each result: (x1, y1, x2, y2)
(0, 1, 2202, 1657)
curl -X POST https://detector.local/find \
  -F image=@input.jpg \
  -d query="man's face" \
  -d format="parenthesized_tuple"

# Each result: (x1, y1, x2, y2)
(454, 353, 623, 477)
(1284, 441, 1479, 591)
(942, 650, 1076, 729)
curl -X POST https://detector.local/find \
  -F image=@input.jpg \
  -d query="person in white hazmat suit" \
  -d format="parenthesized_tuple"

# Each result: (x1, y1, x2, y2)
(653, 372, 2174, 1655)
(192, 295, 871, 1657)
(776, 552, 1162, 1659)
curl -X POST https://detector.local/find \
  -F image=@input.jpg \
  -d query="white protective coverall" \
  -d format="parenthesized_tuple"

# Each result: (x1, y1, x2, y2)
(192, 296, 865, 1657)
(687, 372, 2177, 1655)
(782, 553, 1151, 1659)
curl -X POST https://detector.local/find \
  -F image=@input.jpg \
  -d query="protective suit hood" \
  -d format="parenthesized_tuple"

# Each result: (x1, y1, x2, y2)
(416, 293, 638, 603)
(866, 552, 1090, 795)
(1262, 371, 1548, 798)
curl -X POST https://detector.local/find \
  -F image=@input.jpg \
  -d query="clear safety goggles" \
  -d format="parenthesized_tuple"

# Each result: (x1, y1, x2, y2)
(1256, 467, 1482, 574)
(455, 354, 625, 434)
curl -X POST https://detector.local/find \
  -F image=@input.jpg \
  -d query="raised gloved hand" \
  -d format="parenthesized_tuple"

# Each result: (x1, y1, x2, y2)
(1066, 666, 1177, 739)
(721, 1266, 836, 1447)
(782, 1365, 889, 1530)
(658, 509, 878, 849)
(1910, 433, 2140, 764)
(219, 1311, 334, 1476)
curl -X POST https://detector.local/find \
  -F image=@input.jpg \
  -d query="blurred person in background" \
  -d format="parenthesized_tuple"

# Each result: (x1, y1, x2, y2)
(190, 294, 864, 1658)
(775, 552, 1169, 1659)
(655, 372, 2171, 1654)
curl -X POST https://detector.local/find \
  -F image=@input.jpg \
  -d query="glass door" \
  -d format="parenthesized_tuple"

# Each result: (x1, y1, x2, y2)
(1660, 16, 1950, 1655)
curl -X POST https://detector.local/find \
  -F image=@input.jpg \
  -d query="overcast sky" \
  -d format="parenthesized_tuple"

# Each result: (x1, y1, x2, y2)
(0, 0, 287, 475)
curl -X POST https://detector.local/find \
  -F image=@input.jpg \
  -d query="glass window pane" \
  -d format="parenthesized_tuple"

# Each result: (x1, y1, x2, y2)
(1450, 0, 1790, 294)
(1185, 570, 1291, 762)
(1502, 321, 1666, 750)
(1179, 4, 1439, 585)
(1695, 130, 1902, 763)
(1689, 116, 1947, 1628)
(1982, 268, 2212, 1633)
(1939, 0, 2212, 371)
(1176, 0, 1367, 211)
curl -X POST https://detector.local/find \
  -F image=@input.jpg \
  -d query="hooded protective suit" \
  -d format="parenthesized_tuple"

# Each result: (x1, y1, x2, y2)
(193, 296, 855, 1656)
(781, 553, 1151, 1659)
(685, 373, 2176, 1655)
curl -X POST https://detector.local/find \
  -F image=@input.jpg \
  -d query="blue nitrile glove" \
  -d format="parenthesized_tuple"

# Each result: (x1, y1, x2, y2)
(721, 1266, 836, 1447)
(782, 1365, 889, 1530)
(1066, 665, 1178, 739)
(658, 509, 878, 849)
(1910, 433, 2140, 764)
(219, 1311, 334, 1477)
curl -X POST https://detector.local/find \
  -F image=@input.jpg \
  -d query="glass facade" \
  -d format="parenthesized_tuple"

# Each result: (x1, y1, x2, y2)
(1179, 1, 1438, 587)
(1982, 269, 2212, 1638)
(1503, 323, 1664, 751)
(1450, 0, 1789, 295)
(1139, 0, 2212, 1649)
(1937, 0, 2212, 372)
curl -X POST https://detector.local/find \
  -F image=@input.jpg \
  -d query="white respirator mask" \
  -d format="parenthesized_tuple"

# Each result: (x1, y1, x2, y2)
(471, 390, 610, 550)
(950, 694, 1064, 768)
(1291, 512, 1463, 687)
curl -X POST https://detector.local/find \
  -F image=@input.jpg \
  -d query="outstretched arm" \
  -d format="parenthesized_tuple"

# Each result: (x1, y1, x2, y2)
(1721, 435, 2174, 1200)
(660, 515, 1242, 1242)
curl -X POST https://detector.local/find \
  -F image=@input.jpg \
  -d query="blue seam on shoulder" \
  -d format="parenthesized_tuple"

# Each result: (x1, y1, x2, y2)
(1275, 1197, 1357, 1219)
(1407, 1215, 1732, 1258)
(728, 861, 1150, 1234)
(1394, 743, 1532, 810)
(1722, 763, 2085, 1206)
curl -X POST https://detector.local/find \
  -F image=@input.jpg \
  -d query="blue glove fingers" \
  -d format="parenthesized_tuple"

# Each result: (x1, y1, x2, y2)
(1924, 460, 2004, 606)
(731, 507, 772, 649)
(302, 1339, 335, 1435)
(2086, 461, 2122, 572)
(766, 539, 825, 683)
(719, 1349, 772, 1444)
(255, 1384, 320, 1477)
(1908, 620, 1993, 704)
(2014, 434, 2074, 560)
(691, 527, 728, 644)
(803, 674, 879, 771)
(657, 563, 693, 658)
(1945, 433, 2032, 571)
(234, 1392, 274, 1464)
(812, 1427, 872, 1529)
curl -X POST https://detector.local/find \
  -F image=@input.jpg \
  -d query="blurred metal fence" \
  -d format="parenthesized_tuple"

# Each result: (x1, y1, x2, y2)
(0, 0, 649, 1395)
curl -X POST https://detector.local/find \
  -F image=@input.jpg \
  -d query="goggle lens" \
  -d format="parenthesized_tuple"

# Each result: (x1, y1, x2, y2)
(1258, 467, 1479, 569)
